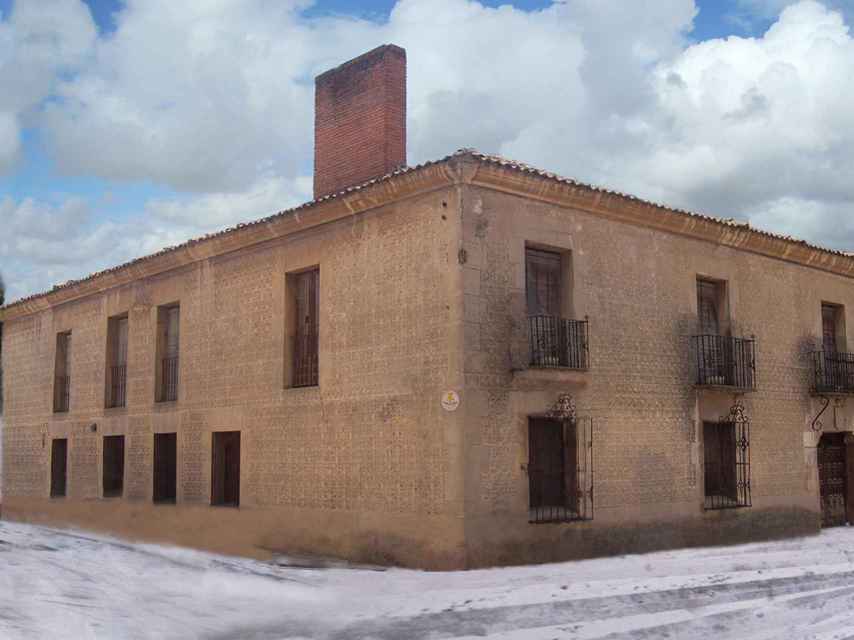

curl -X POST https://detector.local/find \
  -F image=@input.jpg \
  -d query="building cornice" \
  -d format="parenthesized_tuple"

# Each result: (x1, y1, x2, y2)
(465, 157, 854, 280)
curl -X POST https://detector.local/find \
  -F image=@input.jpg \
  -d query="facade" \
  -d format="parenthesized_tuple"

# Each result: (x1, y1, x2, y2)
(2, 45, 854, 570)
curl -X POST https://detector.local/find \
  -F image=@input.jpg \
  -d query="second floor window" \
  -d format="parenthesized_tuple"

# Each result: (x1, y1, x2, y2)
(822, 303, 844, 353)
(54, 331, 71, 413)
(526, 248, 562, 317)
(697, 278, 726, 335)
(156, 305, 180, 402)
(106, 315, 128, 408)
(291, 269, 319, 387)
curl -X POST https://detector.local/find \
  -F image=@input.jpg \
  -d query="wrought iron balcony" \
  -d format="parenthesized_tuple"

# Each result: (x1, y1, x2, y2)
(528, 316, 589, 370)
(813, 351, 854, 394)
(692, 335, 756, 391)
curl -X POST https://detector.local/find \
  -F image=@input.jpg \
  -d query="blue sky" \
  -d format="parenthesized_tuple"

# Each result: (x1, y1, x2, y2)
(2, 0, 854, 301)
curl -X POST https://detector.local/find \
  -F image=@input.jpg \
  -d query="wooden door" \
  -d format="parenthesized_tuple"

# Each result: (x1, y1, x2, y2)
(50, 438, 67, 497)
(103, 435, 125, 497)
(212, 431, 240, 507)
(819, 433, 847, 527)
(153, 433, 177, 503)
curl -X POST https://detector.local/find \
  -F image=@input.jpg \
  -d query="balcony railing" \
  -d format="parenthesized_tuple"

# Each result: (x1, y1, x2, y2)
(160, 356, 179, 402)
(528, 316, 589, 370)
(693, 335, 756, 390)
(54, 375, 70, 413)
(813, 351, 854, 394)
(109, 364, 127, 408)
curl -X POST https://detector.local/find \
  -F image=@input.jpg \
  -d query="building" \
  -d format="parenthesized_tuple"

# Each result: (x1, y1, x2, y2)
(2, 44, 854, 570)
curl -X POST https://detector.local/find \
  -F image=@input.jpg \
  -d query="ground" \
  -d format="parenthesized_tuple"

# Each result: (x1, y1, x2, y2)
(3, 522, 854, 639)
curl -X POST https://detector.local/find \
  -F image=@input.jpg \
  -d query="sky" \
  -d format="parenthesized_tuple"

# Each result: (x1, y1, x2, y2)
(1, 0, 854, 303)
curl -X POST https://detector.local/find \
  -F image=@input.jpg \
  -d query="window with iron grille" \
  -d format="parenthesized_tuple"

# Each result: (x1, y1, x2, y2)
(54, 331, 71, 413)
(288, 268, 319, 388)
(103, 435, 125, 498)
(703, 420, 751, 510)
(106, 315, 128, 408)
(525, 247, 587, 370)
(156, 305, 180, 403)
(528, 416, 593, 523)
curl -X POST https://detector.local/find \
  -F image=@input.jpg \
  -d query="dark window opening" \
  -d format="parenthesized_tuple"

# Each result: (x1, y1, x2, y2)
(525, 247, 588, 369)
(528, 417, 593, 523)
(50, 438, 67, 498)
(156, 305, 180, 402)
(54, 332, 71, 413)
(106, 316, 128, 408)
(291, 269, 319, 388)
(703, 420, 751, 510)
(103, 435, 125, 498)
(153, 433, 177, 503)
(211, 431, 241, 507)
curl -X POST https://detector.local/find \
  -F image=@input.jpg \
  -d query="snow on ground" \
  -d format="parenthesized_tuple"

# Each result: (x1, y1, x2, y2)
(3, 522, 854, 639)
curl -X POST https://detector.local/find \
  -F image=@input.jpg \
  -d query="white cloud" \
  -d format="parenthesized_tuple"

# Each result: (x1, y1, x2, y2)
(5, 0, 854, 301)
(0, 0, 96, 172)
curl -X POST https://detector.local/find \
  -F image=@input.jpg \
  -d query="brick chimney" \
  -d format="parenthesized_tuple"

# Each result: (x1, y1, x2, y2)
(313, 44, 407, 199)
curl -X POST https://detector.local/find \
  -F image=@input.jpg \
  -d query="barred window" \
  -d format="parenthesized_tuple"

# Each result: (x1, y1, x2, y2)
(703, 420, 751, 510)
(288, 268, 319, 388)
(528, 416, 593, 523)
(156, 305, 180, 403)
(54, 331, 71, 413)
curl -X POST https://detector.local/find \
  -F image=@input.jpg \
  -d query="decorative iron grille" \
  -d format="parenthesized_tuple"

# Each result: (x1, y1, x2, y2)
(528, 316, 589, 369)
(54, 375, 70, 413)
(109, 364, 127, 408)
(704, 404, 751, 510)
(160, 356, 179, 402)
(693, 334, 755, 390)
(528, 415, 593, 523)
(813, 351, 854, 394)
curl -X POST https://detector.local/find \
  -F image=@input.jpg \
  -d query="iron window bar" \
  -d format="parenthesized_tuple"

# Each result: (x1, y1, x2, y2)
(109, 364, 127, 408)
(528, 316, 589, 370)
(160, 356, 179, 402)
(528, 416, 594, 524)
(693, 334, 756, 390)
(704, 418, 751, 510)
(813, 351, 854, 394)
(54, 375, 70, 413)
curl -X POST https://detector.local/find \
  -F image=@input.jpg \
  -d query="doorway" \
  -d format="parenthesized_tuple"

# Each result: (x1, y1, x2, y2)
(818, 432, 848, 527)
(211, 431, 240, 507)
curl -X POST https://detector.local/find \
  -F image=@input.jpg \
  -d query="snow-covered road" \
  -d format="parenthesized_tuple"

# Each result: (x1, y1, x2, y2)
(3, 521, 854, 639)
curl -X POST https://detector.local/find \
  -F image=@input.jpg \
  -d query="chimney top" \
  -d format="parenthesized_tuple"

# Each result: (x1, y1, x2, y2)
(313, 44, 407, 199)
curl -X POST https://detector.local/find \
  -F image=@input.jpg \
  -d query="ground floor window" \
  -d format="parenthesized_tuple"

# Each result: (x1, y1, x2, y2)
(153, 433, 177, 503)
(528, 417, 593, 523)
(703, 420, 751, 509)
(211, 431, 240, 507)
(50, 438, 67, 498)
(103, 435, 125, 498)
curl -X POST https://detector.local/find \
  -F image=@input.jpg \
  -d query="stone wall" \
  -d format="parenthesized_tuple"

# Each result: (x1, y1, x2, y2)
(2, 185, 467, 569)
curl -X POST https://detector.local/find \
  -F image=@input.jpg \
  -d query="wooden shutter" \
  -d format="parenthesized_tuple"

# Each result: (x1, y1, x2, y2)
(293, 269, 319, 387)
(697, 280, 720, 335)
(50, 438, 67, 497)
(153, 433, 177, 503)
(525, 249, 561, 316)
(823, 305, 838, 353)
(563, 420, 579, 515)
(103, 435, 124, 497)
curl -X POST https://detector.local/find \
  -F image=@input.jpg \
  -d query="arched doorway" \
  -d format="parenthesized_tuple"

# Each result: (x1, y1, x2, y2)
(818, 432, 848, 527)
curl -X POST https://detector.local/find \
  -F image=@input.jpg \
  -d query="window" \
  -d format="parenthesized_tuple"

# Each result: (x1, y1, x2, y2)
(156, 305, 180, 402)
(211, 431, 240, 507)
(525, 248, 587, 369)
(153, 433, 177, 503)
(50, 438, 67, 498)
(103, 435, 125, 498)
(106, 315, 128, 408)
(54, 332, 72, 413)
(697, 278, 727, 335)
(703, 420, 751, 509)
(527, 417, 593, 523)
(526, 248, 562, 317)
(822, 303, 845, 353)
(287, 268, 319, 388)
